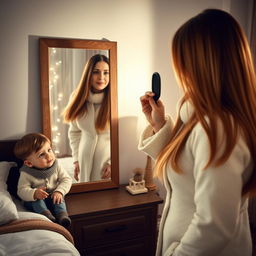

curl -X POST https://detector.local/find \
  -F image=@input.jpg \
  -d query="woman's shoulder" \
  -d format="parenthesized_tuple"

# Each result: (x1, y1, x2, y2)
(188, 116, 250, 160)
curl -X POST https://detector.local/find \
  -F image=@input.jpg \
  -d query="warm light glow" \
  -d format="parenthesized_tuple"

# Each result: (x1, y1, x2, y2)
(49, 48, 64, 156)
(52, 126, 58, 131)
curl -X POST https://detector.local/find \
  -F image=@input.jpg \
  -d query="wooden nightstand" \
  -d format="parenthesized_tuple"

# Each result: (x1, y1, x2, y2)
(66, 185, 163, 256)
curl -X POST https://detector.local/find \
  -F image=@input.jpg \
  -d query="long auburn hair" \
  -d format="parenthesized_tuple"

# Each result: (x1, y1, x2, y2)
(62, 54, 110, 132)
(155, 9, 256, 196)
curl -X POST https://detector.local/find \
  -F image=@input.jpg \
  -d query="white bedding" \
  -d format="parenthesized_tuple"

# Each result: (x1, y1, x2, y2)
(58, 157, 78, 184)
(0, 199, 80, 256)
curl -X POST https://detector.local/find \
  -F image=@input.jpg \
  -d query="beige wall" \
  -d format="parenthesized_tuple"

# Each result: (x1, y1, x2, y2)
(0, 0, 253, 187)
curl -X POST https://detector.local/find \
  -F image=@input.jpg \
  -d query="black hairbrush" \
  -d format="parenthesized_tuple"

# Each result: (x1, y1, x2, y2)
(152, 72, 161, 102)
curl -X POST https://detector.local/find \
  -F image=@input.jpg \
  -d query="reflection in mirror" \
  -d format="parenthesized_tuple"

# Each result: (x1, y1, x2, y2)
(40, 38, 119, 193)
(50, 50, 110, 183)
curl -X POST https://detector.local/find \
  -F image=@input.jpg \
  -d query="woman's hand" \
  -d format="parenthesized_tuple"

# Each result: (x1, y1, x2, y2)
(52, 191, 63, 204)
(73, 161, 80, 181)
(101, 164, 111, 179)
(140, 92, 166, 132)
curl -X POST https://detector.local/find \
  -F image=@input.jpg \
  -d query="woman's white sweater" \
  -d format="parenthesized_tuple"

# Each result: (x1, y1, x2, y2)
(138, 102, 253, 256)
(68, 92, 110, 182)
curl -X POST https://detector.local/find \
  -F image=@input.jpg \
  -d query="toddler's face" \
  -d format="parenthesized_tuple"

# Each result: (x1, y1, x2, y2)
(25, 141, 56, 169)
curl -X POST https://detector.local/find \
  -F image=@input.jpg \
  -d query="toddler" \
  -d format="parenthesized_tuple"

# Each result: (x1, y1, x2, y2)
(14, 133, 72, 228)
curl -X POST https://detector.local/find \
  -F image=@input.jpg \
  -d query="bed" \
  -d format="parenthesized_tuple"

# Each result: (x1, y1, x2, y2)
(0, 140, 80, 256)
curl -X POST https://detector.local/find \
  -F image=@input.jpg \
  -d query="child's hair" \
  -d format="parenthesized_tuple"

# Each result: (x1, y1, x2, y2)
(14, 133, 51, 160)
(62, 54, 110, 132)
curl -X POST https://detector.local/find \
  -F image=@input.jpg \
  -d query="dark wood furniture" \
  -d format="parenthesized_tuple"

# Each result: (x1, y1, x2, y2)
(66, 186, 163, 256)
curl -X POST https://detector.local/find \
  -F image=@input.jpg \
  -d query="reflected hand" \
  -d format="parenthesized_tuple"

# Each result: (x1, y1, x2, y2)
(52, 191, 63, 204)
(74, 161, 80, 181)
(140, 91, 166, 132)
(34, 187, 49, 200)
(101, 164, 111, 179)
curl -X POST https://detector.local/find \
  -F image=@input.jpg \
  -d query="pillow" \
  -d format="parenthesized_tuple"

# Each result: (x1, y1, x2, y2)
(0, 190, 18, 225)
(0, 161, 17, 192)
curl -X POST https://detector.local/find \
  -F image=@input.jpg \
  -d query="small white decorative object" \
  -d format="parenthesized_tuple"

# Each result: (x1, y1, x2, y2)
(126, 168, 148, 195)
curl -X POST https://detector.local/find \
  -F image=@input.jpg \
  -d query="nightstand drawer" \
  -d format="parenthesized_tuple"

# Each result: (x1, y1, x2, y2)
(83, 215, 145, 243)
(72, 207, 154, 249)
(84, 236, 152, 256)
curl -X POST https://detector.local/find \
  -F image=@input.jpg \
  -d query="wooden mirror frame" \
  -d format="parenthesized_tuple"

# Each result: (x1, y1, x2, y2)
(39, 38, 119, 193)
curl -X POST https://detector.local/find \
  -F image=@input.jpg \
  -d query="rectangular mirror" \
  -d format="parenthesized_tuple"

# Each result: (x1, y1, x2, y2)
(39, 38, 119, 193)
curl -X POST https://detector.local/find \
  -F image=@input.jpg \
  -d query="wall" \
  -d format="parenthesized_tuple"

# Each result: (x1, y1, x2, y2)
(0, 0, 253, 191)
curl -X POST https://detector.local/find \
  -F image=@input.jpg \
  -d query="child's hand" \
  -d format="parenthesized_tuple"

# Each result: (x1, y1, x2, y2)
(34, 187, 49, 200)
(101, 164, 111, 179)
(52, 191, 63, 204)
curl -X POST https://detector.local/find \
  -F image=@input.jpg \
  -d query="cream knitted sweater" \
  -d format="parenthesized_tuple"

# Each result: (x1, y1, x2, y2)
(18, 164, 72, 202)
(138, 102, 253, 256)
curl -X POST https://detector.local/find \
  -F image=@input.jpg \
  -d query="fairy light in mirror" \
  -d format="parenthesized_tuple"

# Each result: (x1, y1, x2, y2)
(49, 47, 62, 155)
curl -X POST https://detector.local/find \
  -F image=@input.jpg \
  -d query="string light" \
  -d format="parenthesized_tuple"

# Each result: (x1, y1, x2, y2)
(52, 126, 58, 131)
(49, 47, 63, 156)
(49, 48, 103, 157)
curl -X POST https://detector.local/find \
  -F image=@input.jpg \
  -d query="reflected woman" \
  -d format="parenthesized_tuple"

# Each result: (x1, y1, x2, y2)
(63, 54, 111, 182)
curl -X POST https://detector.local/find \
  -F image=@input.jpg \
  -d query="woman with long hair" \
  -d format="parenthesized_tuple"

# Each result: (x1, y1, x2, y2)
(63, 54, 111, 182)
(139, 9, 256, 256)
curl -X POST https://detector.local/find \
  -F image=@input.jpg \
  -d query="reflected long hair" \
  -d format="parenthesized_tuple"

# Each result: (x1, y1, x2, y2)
(155, 9, 256, 196)
(62, 54, 110, 132)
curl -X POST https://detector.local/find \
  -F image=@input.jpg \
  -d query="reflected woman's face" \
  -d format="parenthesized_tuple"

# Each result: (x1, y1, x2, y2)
(91, 61, 109, 93)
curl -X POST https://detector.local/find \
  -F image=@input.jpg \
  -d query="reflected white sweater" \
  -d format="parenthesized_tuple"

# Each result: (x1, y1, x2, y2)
(68, 92, 110, 182)
(138, 102, 253, 256)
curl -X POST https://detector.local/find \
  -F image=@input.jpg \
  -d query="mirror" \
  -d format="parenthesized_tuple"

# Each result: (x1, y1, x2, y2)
(39, 38, 119, 193)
